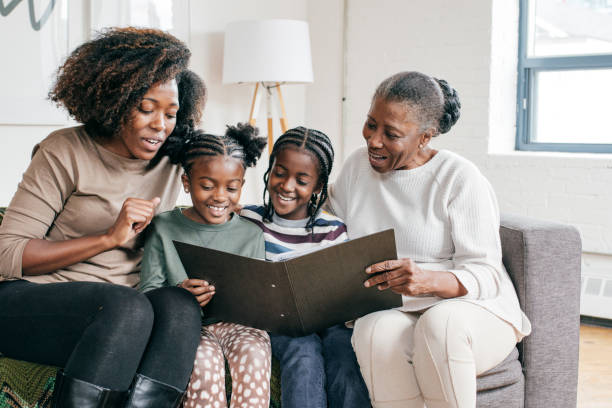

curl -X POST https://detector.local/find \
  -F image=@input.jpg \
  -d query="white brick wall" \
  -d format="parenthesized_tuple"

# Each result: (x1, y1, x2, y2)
(330, 0, 612, 314)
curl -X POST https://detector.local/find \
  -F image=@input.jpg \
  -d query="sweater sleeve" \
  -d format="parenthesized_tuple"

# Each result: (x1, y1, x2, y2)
(446, 167, 504, 300)
(139, 222, 169, 292)
(0, 144, 76, 279)
(327, 150, 358, 220)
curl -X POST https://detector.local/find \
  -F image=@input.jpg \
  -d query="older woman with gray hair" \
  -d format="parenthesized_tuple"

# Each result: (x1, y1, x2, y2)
(328, 71, 531, 408)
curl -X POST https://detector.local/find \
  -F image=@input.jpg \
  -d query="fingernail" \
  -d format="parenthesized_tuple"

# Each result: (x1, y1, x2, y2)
(364, 281, 369, 287)
(365, 267, 371, 273)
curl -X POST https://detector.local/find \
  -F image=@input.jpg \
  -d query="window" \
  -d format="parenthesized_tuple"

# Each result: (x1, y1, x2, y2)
(517, 0, 612, 153)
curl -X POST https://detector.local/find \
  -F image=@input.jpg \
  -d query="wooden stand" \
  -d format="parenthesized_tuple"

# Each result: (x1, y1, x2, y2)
(248, 82, 289, 154)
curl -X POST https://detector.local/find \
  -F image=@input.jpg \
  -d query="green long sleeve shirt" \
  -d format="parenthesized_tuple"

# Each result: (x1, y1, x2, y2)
(139, 208, 265, 293)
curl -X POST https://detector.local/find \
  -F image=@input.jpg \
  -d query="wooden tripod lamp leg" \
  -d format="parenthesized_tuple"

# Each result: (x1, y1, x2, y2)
(248, 82, 260, 126)
(276, 82, 289, 133)
(266, 85, 274, 154)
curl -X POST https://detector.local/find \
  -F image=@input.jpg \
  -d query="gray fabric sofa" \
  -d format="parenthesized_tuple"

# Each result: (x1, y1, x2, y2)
(0, 210, 581, 407)
(475, 214, 581, 408)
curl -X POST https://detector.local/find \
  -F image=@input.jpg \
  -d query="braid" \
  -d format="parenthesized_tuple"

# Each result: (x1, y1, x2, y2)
(262, 126, 335, 231)
(179, 123, 266, 175)
(179, 130, 225, 174)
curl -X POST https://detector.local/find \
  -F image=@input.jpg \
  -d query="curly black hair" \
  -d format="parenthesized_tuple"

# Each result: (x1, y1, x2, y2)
(49, 27, 206, 150)
(373, 71, 461, 135)
(262, 126, 335, 231)
(171, 123, 267, 175)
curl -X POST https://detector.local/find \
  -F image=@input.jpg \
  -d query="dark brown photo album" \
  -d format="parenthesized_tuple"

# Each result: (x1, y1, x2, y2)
(173, 229, 402, 336)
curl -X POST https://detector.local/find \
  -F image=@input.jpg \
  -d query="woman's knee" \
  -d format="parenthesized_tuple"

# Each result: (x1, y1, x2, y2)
(146, 286, 201, 331)
(353, 310, 416, 357)
(414, 302, 473, 358)
(93, 283, 154, 336)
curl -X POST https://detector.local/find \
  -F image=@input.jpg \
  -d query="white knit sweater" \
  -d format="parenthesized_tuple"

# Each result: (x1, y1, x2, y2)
(328, 147, 531, 338)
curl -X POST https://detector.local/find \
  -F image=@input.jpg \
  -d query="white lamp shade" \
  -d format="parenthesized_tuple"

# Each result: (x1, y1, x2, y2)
(223, 19, 314, 84)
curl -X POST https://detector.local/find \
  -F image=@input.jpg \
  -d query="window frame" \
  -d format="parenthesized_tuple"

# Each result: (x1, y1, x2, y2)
(516, 0, 612, 153)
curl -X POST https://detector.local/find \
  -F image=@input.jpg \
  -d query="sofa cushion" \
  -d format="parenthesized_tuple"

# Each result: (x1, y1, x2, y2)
(477, 347, 522, 392)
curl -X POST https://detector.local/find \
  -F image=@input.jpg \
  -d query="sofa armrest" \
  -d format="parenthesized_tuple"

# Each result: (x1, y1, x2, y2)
(500, 214, 581, 408)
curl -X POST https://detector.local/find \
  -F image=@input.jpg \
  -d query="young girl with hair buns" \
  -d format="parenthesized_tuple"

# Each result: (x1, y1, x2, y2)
(139, 123, 272, 408)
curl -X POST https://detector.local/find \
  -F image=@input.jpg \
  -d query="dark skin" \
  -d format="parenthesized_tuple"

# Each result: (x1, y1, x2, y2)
(21, 80, 178, 276)
(177, 155, 247, 307)
(267, 147, 322, 221)
(362, 97, 467, 298)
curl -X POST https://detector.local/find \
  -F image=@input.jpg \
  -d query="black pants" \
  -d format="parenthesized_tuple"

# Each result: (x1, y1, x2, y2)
(0, 280, 201, 391)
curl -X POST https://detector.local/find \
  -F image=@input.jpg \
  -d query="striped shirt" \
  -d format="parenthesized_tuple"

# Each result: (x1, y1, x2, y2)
(240, 205, 348, 261)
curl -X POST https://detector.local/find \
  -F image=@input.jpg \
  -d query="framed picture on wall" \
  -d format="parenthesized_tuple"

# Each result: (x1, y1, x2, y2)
(0, 0, 71, 125)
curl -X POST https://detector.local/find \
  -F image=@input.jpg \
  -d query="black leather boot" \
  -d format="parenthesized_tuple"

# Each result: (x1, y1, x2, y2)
(123, 374, 185, 408)
(51, 370, 127, 408)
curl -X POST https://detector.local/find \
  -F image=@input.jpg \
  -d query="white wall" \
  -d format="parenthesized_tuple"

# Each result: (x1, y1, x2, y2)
(0, 0, 311, 207)
(0, 0, 89, 206)
(3, 0, 612, 316)
(187, 0, 310, 205)
(322, 0, 612, 318)
(305, 0, 346, 179)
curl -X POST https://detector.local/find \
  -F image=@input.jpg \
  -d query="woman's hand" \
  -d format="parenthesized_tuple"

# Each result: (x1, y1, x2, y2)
(22, 196, 161, 276)
(105, 197, 161, 247)
(364, 258, 468, 298)
(179, 278, 215, 307)
(364, 258, 434, 296)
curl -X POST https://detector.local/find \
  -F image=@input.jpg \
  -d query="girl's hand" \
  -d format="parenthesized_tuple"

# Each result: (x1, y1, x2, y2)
(105, 197, 161, 247)
(364, 258, 434, 296)
(179, 278, 216, 307)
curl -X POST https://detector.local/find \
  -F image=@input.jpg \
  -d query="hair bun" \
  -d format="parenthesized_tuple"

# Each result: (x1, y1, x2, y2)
(225, 123, 267, 167)
(434, 78, 461, 134)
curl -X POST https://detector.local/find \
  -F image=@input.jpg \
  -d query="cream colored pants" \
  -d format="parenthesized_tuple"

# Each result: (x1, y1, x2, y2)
(352, 301, 517, 408)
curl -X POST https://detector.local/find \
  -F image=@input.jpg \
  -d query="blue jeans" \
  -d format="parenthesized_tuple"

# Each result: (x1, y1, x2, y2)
(270, 324, 371, 408)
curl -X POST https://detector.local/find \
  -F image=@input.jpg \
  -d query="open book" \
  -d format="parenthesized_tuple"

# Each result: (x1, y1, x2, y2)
(173, 229, 402, 336)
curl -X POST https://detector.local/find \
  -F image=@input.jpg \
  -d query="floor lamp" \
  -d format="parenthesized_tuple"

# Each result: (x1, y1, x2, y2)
(222, 19, 314, 153)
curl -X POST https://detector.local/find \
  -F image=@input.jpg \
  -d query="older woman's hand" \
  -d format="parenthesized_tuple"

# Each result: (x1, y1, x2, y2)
(364, 258, 468, 298)
(364, 258, 435, 296)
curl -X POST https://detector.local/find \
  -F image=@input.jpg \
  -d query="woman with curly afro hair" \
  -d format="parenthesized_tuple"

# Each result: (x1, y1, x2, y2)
(0, 27, 207, 407)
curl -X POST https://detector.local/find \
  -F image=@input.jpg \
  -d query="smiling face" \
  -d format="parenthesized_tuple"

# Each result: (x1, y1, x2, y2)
(105, 79, 179, 160)
(267, 147, 322, 220)
(363, 97, 433, 173)
(182, 155, 245, 225)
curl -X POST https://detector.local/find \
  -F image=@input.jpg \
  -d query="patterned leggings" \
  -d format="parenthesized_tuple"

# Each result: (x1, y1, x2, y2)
(185, 322, 271, 408)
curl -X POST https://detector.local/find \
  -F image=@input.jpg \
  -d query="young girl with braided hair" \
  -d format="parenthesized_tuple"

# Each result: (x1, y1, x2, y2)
(139, 124, 273, 408)
(241, 127, 371, 408)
